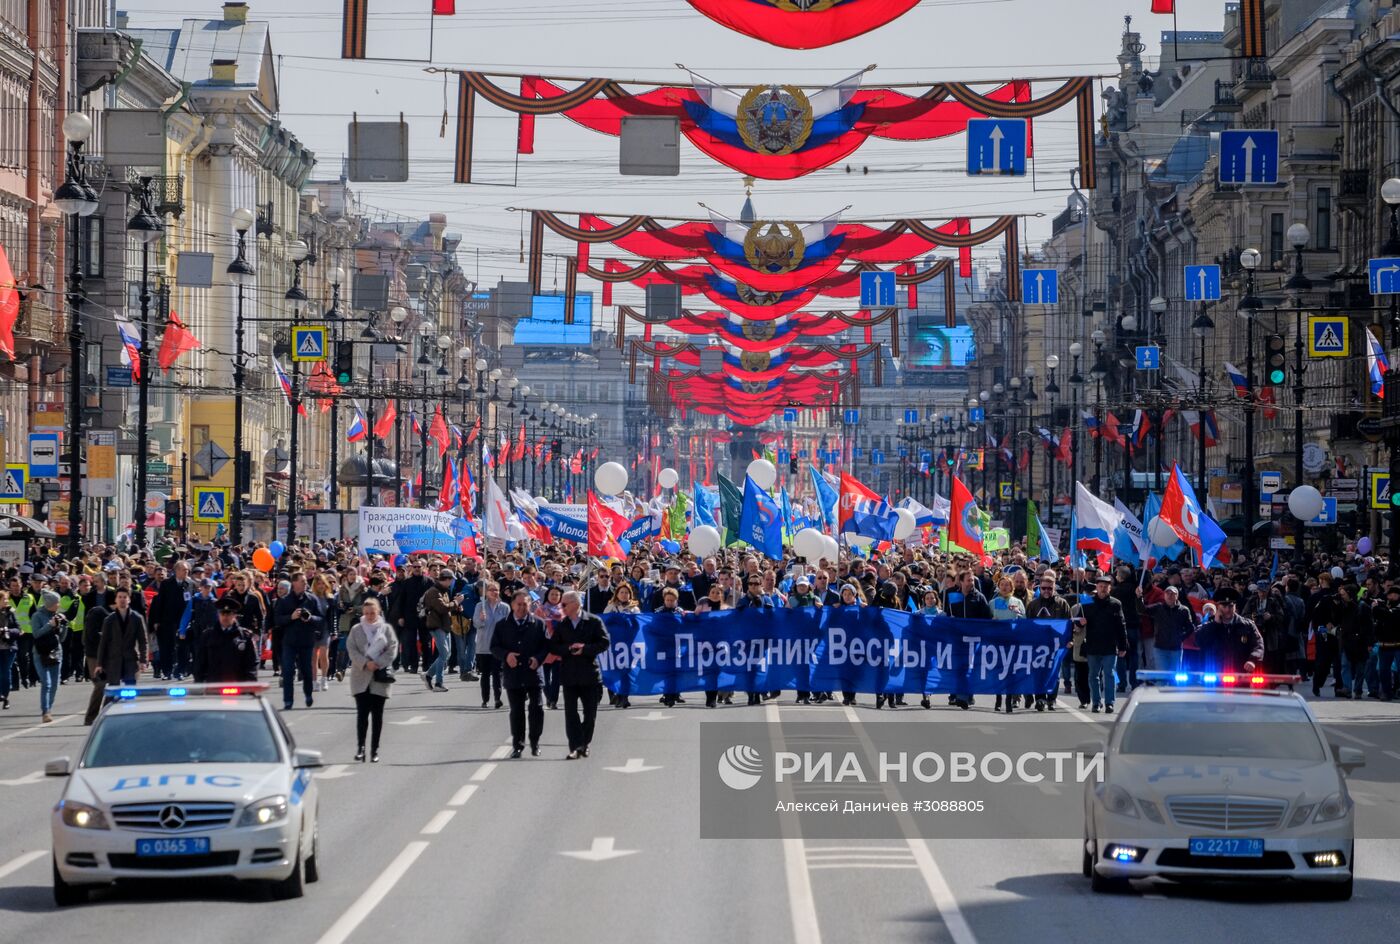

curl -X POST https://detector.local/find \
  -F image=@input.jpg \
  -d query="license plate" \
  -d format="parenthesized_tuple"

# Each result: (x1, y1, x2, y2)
(135, 836, 210, 857)
(1189, 836, 1264, 857)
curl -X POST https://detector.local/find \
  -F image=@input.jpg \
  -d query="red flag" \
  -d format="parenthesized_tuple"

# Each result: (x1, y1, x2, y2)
(372, 400, 397, 439)
(1150, 0, 1174, 11)
(428, 404, 451, 457)
(1055, 428, 1072, 466)
(0, 243, 19, 358)
(432, 0, 455, 13)
(587, 491, 629, 557)
(1159, 464, 1204, 557)
(466, 416, 481, 445)
(947, 475, 984, 556)
(157, 311, 201, 370)
(1103, 410, 1126, 447)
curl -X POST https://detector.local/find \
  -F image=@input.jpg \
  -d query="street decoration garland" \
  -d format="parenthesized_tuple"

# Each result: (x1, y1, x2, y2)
(682, 0, 924, 49)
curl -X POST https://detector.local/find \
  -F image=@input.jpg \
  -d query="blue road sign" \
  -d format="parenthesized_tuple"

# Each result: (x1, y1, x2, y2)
(871, 450, 885, 466)
(0, 464, 25, 503)
(798, 449, 808, 459)
(1372, 472, 1391, 510)
(898, 447, 909, 458)
(1259, 471, 1282, 495)
(1308, 315, 1348, 357)
(1309, 497, 1338, 527)
(28, 433, 59, 479)
(843, 408, 861, 425)
(852, 447, 863, 459)
(1183, 264, 1221, 301)
(1370, 258, 1400, 295)
(966, 118, 1027, 176)
(969, 407, 985, 423)
(1021, 268, 1058, 305)
(859, 271, 896, 307)
(1218, 129, 1279, 185)
(192, 487, 230, 523)
(1135, 345, 1160, 370)
(291, 326, 327, 362)
(783, 408, 797, 422)
(105, 366, 132, 388)
(903, 409, 919, 424)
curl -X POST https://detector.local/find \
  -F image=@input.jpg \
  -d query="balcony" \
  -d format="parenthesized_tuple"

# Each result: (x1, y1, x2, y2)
(1234, 58, 1274, 92)
(1213, 79, 1240, 111)
(1338, 168, 1370, 210)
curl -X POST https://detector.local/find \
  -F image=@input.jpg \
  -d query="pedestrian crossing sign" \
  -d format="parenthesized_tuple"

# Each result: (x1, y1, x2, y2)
(1307, 315, 1348, 357)
(0, 463, 26, 503)
(1371, 471, 1391, 510)
(192, 486, 230, 523)
(291, 326, 327, 362)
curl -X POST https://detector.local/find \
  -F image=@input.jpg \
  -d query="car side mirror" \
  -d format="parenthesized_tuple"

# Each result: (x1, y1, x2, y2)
(292, 748, 324, 769)
(1335, 745, 1365, 774)
(45, 756, 72, 777)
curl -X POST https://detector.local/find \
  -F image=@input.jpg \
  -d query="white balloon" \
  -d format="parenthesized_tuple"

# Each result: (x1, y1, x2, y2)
(1287, 484, 1325, 521)
(1147, 516, 1178, 548)
(689, 524, 721, 558)
(793, 527, 826, 560)
(594, 461, 628, 496)
(844, 532, 874, 549)
(822, 535, 840, 563)
(893, 507, 917, 541)
(657, 467, 679, 489)
(746, 458, 778, 490)
(507, 521, 527, 542)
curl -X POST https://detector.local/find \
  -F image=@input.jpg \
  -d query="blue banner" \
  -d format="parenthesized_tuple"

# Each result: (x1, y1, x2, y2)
(536, 506, 586, 543)
(598, 607, 1068, 696)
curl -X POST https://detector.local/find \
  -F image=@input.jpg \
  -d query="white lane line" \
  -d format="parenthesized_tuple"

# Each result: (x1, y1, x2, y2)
(807, 863, 919, 870)
(447, 784, 478, 807)
(0, 850, 45, 881)
(0, 771, 44, 787)
(804, 846, 913, 853)
(315, 841, 430, 944)
(1384, 751, 1400, 762)
(806, 853, 917, 861)
(1036, 783, 1061, 796)
(0, 714, 78, 742)
(489, 745, 512, 760)
(767, 703, 822, 944)
(1331, 729, 1378, 748)
(842, 705, 978, 944)
(470, 763, 497, 782)
(420, 810, 456, 835)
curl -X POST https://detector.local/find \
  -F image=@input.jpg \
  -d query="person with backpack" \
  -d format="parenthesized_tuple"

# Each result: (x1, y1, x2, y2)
(31, 590, 68, 723)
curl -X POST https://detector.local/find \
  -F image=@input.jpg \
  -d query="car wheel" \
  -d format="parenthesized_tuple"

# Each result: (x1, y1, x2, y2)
(269, 845, 305, 900)
(52, 856, 87, 907)
(1090, 868, 1131, 894)
(1082, 834, 1093, 879)
(304, 826, 320, 884)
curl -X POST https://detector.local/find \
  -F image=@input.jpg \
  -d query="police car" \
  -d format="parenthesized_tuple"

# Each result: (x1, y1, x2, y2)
(1081, 673, 1361, 899)
(47, 683, 321, 905)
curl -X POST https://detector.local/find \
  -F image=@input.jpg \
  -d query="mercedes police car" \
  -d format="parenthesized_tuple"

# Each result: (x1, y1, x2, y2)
(47, 683, 322, 905)
(1081, 673, 1362, 899)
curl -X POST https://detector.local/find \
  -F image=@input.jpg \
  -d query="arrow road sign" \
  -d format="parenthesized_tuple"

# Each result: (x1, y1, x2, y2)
(1370, 258, 1400, 295)
(1135, 346, 1160, 370)
(966, 118, 1027, 176)
(1307, 497, 1338, 526)
(559, 837, 639, 862)
(603, 758, 663, 774)
(1183, 264, 1221, 301)
(843, 409, 860, 425)
(1021, 268, 1058, 305)
(1219, 129, 1279, 185)
(859, 270, 896, 307)
(903, 409, 919, 423)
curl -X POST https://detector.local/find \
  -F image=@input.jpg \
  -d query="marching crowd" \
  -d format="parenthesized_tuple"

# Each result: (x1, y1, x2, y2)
(1, 535, 1397, 760)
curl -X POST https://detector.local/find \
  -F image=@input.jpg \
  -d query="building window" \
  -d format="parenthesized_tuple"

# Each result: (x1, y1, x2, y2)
(1269, 213, 1285, 266)
(1315, 187, 1332, 251)
(81, 215, 103, 278)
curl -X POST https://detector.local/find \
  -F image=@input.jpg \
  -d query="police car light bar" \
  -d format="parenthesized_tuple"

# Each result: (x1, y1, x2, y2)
(1138, 671, 1301, 688)
(108, 683, 270, 700)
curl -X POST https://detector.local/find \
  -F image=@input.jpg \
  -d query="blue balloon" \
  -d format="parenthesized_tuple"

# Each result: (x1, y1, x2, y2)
(269, 540, 286, 559)
(393, 553, 409, 567)
(659, 539, 681, 555)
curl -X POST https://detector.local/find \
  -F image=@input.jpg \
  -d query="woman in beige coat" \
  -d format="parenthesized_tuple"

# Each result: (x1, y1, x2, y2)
(347, 598, 399, 763)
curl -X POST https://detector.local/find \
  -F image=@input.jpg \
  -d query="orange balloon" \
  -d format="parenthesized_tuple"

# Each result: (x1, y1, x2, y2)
(252, 548, 276, 572)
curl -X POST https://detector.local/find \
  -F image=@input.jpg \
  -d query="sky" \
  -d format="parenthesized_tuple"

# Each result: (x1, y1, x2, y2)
(116, 0, 1229, 294)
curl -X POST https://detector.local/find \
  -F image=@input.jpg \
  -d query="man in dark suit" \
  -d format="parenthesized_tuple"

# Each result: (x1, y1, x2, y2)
(553, 591, 611, 759)
(149, 560, 194, 680)
(492, 589, 549, 758)
(648, 563, 696, 612)
(92, 588, 149, 722)
(273, 574, 325, 710)
(585, 570, 617, 615)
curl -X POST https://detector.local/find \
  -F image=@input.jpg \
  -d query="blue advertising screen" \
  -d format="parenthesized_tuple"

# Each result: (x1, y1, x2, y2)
(908, 319, 976, 370)
(513, 293, 593, 346)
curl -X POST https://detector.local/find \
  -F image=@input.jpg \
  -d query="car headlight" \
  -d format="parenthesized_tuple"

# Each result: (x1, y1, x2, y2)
(1314, 792, 1350, 824)
(60, 800, 109, 830)
(1095, 784, 1139, 818)
(1287, 804, 1315, 828)
(238, 796, 289, 828)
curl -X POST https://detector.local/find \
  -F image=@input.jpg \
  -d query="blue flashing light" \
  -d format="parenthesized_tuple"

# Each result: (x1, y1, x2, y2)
(117, 688, 138, 698)
(1201, 674, 1218, 685)
(168, 687, 187, 697)
(1113, 848, 1138, 861)
(1174, 673, 1190, 684)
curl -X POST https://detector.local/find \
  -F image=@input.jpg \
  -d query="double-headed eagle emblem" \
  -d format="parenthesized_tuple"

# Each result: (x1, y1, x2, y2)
(737, 84, 815, 156)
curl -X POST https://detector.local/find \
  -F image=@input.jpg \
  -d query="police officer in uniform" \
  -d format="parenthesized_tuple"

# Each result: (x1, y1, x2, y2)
(1193, 587, 1265, 673)
(193, 596, 259, 683)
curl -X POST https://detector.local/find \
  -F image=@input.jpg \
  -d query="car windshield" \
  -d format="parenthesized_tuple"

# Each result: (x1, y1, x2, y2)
(83, 709, 281, 767)
(1118, 701, 1327, 762)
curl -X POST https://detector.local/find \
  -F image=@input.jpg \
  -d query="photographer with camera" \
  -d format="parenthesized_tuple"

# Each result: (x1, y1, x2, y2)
(31, 590, 68, 723)
(348, 597, 399, 763)
(493, 589, 549, 758)
(273, 573, 325, 711)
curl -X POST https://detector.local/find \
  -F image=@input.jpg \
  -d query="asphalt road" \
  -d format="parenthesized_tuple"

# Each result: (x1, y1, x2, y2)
(1, 673, 1398, 943)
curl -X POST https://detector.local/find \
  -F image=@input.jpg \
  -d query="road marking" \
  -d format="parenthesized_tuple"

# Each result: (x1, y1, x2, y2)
(490, 745, 512, 760)
(1384, 751, 1400, 762)
(805, 846, 913, 853)
(767, 703, 822, 944)
(447, 784, 478, 807)
(387, 715, 431, 726)
(0, 770, 44, 787)
(1330, 729, 1377, 748)
(1351, 792, 1377, 807)
(0, 714, 78, 742)
(806, 852, 916, 861)
(602, 758, 662, 774)
(0, 850, 44, 881)
(313, 764, 355, 781)
(315, 842, 429, 944)
(420, 810, 456, 834)
(470, 763, 497, 782)
(627, 710, 673, 721)
(1036, 783, 1061, 796)
(559, 836, 638, 861)
(807, 862, 919, 870)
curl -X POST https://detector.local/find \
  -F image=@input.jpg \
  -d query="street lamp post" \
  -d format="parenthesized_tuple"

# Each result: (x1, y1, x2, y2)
(1090, 329, 1108, 494)
(226, 208, 256, 544)
(1239, 247, 1263, 557)
(126, 177, 164, 548)
(55, 113, 99, 556)
(327, 268, 345, 510)
(1022, 371, 1038, 536)
(978, 390, 990, 506)
(1044, 354, 1060, 517)
(1068, 342, 1084, 505)
(1285, 224, 1312, 494)
(284, 239, 310, 549)
(1191, 305, 1215, 496)
(1381, 179, 1400, 567)
(1150, 296, 1169, 494)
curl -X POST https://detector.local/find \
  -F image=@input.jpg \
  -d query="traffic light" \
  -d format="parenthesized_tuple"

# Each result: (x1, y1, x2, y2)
(789, 458, 799, 474)
(334, 341, 355, 385)
(1265, 334, 1287, 386)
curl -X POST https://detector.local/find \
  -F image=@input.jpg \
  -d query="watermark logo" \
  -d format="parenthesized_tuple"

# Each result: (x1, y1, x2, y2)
(718, 744, 764, 791)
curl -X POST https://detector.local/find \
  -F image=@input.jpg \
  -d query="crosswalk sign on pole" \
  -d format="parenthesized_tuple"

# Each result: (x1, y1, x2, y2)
(0, 464, 25, 503)
(1372, 471, 1391, 510)
(1307, 315, 1348, 357)
(291, 326, 328, 362)
(192, 486, 231, 523)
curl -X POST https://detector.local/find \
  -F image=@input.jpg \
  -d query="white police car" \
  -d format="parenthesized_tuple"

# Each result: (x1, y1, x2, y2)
(1081, 674, 1361, 899)
(47, 683, 321, 905)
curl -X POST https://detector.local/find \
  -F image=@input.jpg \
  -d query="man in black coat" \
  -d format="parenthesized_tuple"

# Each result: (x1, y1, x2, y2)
(1194, 587, 1265, 675)
(585, 570, 618, 615)
(492, 589, 549, 758)
(389, 560, 431, 673)
(648, 563, 696, 612)
(1081, 574, 1129, 713)
(193, 596, 259, 683)
(149, 560, 194, 680)
(272, 574, 325, 710)
(553, 591, 611, 758)
(944, 570, 992, 710)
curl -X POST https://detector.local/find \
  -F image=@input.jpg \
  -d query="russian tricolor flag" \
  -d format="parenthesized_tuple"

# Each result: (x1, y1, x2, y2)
(1074, 481, 1123, 569)
(1082, 409, 1100, 438)
(115, 313, 143, 381)
(273, 357, 306, 417)
(1131, 409, 1152, 447)
(1223, 361, 1249, 397)
(346, 404, 368, 443)
(1366, 327, 1389, 398)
